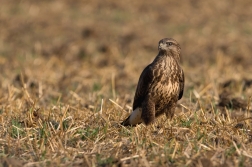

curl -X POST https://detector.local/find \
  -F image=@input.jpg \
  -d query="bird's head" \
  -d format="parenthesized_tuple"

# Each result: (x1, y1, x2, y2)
(158, 38, 181, 61)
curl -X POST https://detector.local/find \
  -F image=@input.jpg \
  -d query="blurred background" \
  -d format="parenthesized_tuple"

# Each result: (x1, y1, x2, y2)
(1, 1, 252, 165)
(1, 0, 252, 105)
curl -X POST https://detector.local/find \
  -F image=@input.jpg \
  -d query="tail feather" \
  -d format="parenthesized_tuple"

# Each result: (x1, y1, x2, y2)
(121, 116, 131, 126)
(121, 108, 142, 126)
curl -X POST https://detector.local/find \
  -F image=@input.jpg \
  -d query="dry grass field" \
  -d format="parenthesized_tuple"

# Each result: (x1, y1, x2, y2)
(1, 0, 252, 166)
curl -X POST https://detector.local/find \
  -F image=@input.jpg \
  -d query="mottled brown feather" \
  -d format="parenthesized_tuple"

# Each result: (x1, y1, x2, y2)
(121, 38, 185, 126)
(133, 64, 154, 111)
(141, 96, 155, 125)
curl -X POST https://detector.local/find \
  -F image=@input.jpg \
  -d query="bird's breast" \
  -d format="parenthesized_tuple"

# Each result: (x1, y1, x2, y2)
(150, 59, 180, 101)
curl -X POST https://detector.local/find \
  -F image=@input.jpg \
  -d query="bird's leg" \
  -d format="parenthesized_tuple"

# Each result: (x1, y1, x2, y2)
(164, 104, 176, 120)
(160, 104, 176, 133)
(165, 103, 176, 135)
(141, 96, 155, 125)
(157, 116, 170, 134)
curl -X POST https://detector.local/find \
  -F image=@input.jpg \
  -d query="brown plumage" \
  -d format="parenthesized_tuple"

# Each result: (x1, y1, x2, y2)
(121, 38, 184, 126)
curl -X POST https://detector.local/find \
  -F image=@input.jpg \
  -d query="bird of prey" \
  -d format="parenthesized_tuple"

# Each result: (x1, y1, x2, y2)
(121, 38, 184, 126)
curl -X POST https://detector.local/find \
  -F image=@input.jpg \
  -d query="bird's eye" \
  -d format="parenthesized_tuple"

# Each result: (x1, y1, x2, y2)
(166, 42, 173, 46)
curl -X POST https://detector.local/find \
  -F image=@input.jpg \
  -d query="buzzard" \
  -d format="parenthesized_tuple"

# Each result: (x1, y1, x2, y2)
(121, 38, 184, 126)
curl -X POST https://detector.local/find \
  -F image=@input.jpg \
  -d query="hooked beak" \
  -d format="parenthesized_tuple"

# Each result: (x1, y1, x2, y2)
(158, 43, 164, 50)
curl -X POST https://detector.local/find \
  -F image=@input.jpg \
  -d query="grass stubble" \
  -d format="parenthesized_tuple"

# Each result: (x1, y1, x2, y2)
(1, 0, 252, 166)
(1, 56, 252, 167)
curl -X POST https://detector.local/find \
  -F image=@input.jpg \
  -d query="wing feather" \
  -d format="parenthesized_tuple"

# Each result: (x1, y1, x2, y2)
(178, 68, 184, 100)
(133, 64, 154, 110)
